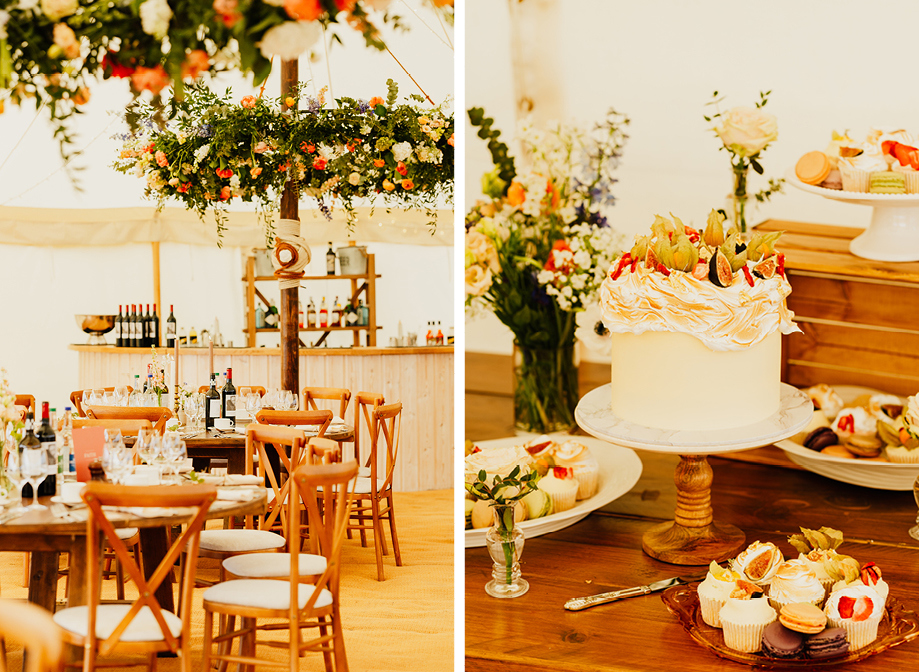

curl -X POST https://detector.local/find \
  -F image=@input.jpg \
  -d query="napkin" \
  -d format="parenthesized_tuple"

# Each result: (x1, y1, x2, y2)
(223, 474, 262, 486)
(216, 487, 260, 501)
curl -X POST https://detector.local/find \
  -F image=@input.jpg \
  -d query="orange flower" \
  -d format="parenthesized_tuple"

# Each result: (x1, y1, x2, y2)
(335, 0, 356, 10)
(177, 182, 191, 193)
(250, 167, 263, 177)
(155, 151, 168, 167)
(373, 159, 385, 168)
(285, 0, 321, 20)
(300, 141, 315, 153)
(396, 161, 408, 176)
(382, 179, 395, 192)
(119, 149, 136, 159)
(241, 95, 257, 109)
(72, 87, 91, 105)
(131, 65, 170, 95)
(220, 186, 232, 200)
(254, 141, 269, 154)
(216, 167, 233, 179)
(213, 0, 241, 26)
(545, 179, 560, 210)
(447, 133, 455, 147)
(506, 181, 526, 206)
(369, 96, 384, 108)
(278, 163, 290, 172)
(204, 192, 214, 200)
(284, 96, 296, 108)
(181, 50, 210, 80)
(312, 157, 327, 170)
(144, 142, 156, 154)
(401, 179, 414, 190)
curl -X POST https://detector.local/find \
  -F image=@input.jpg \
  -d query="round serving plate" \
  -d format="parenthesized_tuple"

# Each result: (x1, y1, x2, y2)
(785, 169, 919, 262)
(463, 434, 642, 549)
(776, 385, 919, 491)
(575, 383, 813, 454)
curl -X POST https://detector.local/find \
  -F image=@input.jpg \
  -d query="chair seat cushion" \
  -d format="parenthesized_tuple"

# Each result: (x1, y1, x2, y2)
(318, 477, 384, 494)
(198, 529, 285, 552)
(53, 605, 182, 642)
(357, 466, 371, 478)
(115, 527, 139, 540)
(203, 579, 333, 610)
(222, 552, 326, 578)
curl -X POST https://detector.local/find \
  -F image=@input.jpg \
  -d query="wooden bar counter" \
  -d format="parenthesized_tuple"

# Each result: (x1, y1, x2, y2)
(70, 344, 453, 491)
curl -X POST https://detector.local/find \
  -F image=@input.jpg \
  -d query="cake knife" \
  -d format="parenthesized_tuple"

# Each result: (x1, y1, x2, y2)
(564, 572, 706, 611)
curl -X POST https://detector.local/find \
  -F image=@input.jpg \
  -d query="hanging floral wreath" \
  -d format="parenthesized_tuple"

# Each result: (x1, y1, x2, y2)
(112, 79, 454, 240)
(0, 0, 454, 160)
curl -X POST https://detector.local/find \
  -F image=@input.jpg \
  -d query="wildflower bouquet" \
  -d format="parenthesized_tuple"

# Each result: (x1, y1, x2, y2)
(0, 369, 24, 498)
(465, 108, 628, 432)
(112, 80, 454, 239)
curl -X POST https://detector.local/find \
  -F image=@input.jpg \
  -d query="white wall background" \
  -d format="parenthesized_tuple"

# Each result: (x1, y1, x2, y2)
(0, 3, 454, 408)
(465, 0, 919, 358)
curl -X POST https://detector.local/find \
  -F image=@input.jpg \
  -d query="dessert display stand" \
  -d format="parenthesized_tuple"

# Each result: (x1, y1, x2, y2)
(786, 170, 919, 262)
(575, 383, 812, 565)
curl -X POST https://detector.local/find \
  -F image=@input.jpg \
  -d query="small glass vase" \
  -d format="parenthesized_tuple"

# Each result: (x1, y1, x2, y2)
(726, 165, 750, 235)
(513, 342, 578, 434)
(484, 504, 528, 598)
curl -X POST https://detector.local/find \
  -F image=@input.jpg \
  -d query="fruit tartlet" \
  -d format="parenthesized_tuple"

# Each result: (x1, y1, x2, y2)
(536, 467, 578, 513)
(824, 583, 884, 650)
(731, 541, 784, 586)
(552, 439, 599, 500)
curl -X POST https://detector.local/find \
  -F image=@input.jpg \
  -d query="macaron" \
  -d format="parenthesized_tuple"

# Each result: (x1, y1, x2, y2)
(804, 426, 838, 452)
(844, 434, 884, 458)
(761, 621, 804, 659)
(780, 602, 827, 634)
(822, 444, 857, 459)
(805, 627, 850, 659)
(796, 151, 832, 185)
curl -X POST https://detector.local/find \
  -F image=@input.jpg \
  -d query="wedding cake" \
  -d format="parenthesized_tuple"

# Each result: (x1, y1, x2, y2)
(599, 212, 799, 431)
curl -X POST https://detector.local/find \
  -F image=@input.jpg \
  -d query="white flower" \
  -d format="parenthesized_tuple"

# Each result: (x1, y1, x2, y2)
(391, 141, 413, 162)
(40, 0, 76, 20)
(230, 174, 240, 189)
(177, 131, 187, 144)
(465, 265, 493, 297)
(536, 269, 554, 285)
(716, 106, 778, 157)
(570, 274, 586, 290)
(574, 249, 591, 269)
(0, 11, 9, 39)
(139, 0, 172, 39)
(193, 144, 210, 165)
(360, 124, 371, 135)
(317, 143, 337, 160)
(17, 0, 39, 10)
(257, 21, 321, 61)
(417, 146, 443, 164)
(348, 172, 360, 185)
(576, 303, 611, 356)
(364, 0, 393, 9)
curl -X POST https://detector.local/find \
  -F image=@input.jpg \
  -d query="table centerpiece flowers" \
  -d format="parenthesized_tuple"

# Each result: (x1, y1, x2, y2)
(465, 108, 628, 433)
(113, 79, 454, 240)
(466, 459, 539, 598)
(0, 370, 24, 500)
(705, 90, 784, 234)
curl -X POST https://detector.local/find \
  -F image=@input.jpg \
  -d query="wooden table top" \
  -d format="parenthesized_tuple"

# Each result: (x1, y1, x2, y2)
(465, 421, 919, 671)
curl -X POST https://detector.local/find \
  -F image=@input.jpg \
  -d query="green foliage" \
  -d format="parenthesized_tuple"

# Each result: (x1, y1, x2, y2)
(467, 107, 516, 189)
(464, 465, 539, 505)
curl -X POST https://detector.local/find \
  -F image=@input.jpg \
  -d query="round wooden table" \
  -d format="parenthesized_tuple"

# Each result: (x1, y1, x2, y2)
(0, 489, 267, 613)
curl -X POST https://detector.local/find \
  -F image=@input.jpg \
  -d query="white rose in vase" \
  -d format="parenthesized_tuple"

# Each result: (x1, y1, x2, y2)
(465, 265, 493, 297)
(40, 0, 77, 20)
(716, 106, 778, 157)
(139, 0, 173, 39)
(257, 21, 321, 60)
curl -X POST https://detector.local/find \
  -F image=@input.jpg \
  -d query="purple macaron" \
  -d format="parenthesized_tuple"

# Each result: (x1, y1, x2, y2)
(762, 621, 804, 659)
(806, 627, 849, 659)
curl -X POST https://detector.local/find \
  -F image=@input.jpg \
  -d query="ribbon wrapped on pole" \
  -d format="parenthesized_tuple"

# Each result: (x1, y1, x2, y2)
(272, 218, 311, 290)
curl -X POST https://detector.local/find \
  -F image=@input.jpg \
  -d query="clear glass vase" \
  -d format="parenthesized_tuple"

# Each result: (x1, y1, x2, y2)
(513, 343, 578, 434)
(484, 504, 528, 598)
(727, 165, 750, 235)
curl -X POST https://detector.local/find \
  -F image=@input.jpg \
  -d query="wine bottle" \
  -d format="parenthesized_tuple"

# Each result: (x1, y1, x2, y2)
(22, 404, 55, 499)
(140, 304, 148, 347)
(332, 297, 342, 327)
(326, 242, 336, 275)
(178, 327, 187, 346)
(165, 305, 177, 347)
(130, 304, 137, 348)
(134, 304, 142, 348)
(319, 297, 328, 328)
(189, 325, 198, 345)
(204, 373, 221, 429)
(19, 412, 41, 500)
(221, 367, 237, 428)
(264, 304, 279, 329)
(116, 305, 124, 347)
(306, 298, 316, 328)
(126, 305, 134, 347)
(152, 304, 160, 347)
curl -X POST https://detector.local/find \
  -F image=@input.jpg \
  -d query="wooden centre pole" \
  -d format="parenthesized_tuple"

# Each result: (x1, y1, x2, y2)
(280, 59, 300, 394)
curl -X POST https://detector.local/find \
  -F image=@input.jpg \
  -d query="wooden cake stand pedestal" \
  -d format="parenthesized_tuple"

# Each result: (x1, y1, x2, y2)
(575, 383, 812, 565)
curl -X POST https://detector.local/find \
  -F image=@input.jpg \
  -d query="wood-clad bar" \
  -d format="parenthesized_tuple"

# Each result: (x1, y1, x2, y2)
(70, 345, 453, 491)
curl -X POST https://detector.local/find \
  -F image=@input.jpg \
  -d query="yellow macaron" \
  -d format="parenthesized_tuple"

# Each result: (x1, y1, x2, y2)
(796, 151, 832, 186)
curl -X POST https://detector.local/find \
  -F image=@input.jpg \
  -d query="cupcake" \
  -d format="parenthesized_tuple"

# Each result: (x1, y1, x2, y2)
(885, 444, 919, 463)
(824, 584, 884, 650)
(552, 440, 599, 500)
(768, 559, 825, 611)
(830, 407, 877, 441)
(868, 394, 903, 419)
(787, 526, 846, 597)
(859, 563, 889, 606)
(824, 130, 861, 169)
(731, 541, 784, 586)
(892, 162, 919, 193)
(697, 561, 741, 628)
(839, 145, 888, 193)
(464, 445, 534, 486)
(537, 468, 578, 513)
(806, 384, 843, 421)
(719, 586, 778, 653)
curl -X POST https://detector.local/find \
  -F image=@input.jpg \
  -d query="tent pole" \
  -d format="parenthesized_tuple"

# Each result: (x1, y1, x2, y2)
(280, 59, 299, 395)
(152, 241, 161, 345)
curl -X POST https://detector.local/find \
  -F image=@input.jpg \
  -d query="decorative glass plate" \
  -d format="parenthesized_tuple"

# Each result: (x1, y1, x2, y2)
(662, 583, 919, 667)
(776, 386, 919, 491)
(463, 435, 642, 548)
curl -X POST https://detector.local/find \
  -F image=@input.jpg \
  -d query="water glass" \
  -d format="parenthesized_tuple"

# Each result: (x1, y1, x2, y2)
(81, 389, 92, 414)
(102, 438, 132, 485)
(246, 392, 262, 420)
(17, 441, 50, 511)
(162, 433, 187, 482)
(113, 385, 129, 406)
(5, 449, 31, 512)
(135, 428, 157, 466)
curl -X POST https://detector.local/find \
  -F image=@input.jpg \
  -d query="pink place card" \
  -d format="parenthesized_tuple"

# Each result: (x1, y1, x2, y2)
(72, 427, 105, 482)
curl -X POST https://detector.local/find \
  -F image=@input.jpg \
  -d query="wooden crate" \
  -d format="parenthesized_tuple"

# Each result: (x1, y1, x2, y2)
(757, 219, 919, 397)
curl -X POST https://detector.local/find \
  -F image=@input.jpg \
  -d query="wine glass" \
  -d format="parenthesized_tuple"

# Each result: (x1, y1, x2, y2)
(18, 437, 50, 511)
(162, 434, 187, 483)
(237, 388, 251, 422)
(135, 427, 157, 466)
(102, 437, 132, 485)
(246, 392, 262, 420)
(113, 385, 129, 406)
(81, 389, 92, 414)
(5, 447, 31, 513)
(102, 390, 116, 406)
(190, 393, 206, 430)
(91, 389, 106, 406)
(286, 390, 298, 411)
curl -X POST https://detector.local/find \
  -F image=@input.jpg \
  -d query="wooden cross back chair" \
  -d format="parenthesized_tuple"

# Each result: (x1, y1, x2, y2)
(72, 418, 154, 436)
(0, 598, 64, 672)
(301, 386, 351, 419)
(52, 482, 217, 672)
(353, 391, 384, 474)
(202, 460, 358, 672)
(198, 384, 266, 396)
(349, 401, 403, 581)
(69, 387, 133, 417)
(86, 406, 173, 433)
(13, 395, 35, 419)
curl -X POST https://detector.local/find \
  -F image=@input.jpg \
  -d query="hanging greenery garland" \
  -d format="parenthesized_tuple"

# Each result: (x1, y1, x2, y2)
(0, 0, 454, 160)
(112, 79, 453, 240)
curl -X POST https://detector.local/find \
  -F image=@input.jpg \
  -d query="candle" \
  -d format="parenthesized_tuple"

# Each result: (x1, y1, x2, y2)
(209, 337, 214, 377)
(173, 338, 179, 414)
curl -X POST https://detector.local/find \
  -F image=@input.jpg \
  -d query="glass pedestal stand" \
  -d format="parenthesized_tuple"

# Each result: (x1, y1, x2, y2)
(575, 383, 812, 565)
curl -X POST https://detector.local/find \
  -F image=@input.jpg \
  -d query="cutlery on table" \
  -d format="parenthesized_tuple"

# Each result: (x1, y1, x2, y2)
(564, 572, 706, 611)
(0, 509, 25, 525)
